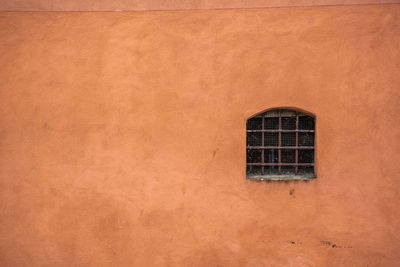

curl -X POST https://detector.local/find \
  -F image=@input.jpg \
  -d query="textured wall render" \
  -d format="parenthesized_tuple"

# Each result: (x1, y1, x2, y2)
(0, 0, 400, 11)
(0, 4, 400, 267)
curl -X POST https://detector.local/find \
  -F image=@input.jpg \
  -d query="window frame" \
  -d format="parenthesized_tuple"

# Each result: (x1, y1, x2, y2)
(246, 107, 317, 181)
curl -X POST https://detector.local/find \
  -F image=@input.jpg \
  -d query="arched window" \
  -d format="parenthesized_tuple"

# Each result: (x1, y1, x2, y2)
(246, 109, 316, 180)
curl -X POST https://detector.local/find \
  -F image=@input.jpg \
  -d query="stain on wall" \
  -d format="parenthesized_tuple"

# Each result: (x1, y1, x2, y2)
(0, 4, 399, 266)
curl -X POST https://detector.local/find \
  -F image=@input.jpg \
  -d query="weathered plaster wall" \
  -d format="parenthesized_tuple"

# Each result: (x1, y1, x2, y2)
(1, 0, 400, 11)
(0, 4, 399, 266)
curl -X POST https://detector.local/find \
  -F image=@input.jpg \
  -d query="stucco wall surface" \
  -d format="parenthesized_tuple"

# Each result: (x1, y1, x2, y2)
(0, 4, 400, 267)
(1, 0, 400, 11)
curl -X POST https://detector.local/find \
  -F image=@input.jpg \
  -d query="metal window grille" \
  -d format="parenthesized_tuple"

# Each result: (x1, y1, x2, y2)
(246, 109, 315, 179)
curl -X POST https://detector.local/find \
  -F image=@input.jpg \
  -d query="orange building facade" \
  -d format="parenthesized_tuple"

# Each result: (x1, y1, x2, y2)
(0, 1, 400, 266)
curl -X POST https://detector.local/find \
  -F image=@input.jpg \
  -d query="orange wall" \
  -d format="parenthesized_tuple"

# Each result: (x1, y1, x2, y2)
(1, 0, 400, 11)
(0, 4, 400, 266)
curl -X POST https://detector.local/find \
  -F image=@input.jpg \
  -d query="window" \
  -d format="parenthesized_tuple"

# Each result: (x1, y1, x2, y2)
(246, 109, 316, 180)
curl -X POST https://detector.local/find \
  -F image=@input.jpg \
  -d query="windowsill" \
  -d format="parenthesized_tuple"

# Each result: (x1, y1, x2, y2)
(246, 174, 316, 181)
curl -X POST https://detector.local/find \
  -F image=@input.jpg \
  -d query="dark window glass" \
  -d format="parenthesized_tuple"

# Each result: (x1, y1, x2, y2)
(264, 117, 279, 129)
(299, 132, 314, 146)
(246, 149, 262, 163)
(281, 117, 296, 130)
(246, 132, 262, 146)
(247, 117, 262, 130)
(264, 149, 279, 163)
(298, 149, 314, 163)
(281, 149, 295, 163)
(282, 132, 296, 147)
(299, 116, 315, 130)
(264, 132, 278, 146)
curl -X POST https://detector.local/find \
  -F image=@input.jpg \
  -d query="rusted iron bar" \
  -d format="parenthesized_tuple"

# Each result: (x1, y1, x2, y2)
(278, 112, 281, 175)
(246, 130, 314, 132)
(247, 146, 314, 149)
(246, 163, 314, 166)
(295, 113, 299, 175)
(253, 114, 309, 118)
(261, 114, 265, 175)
